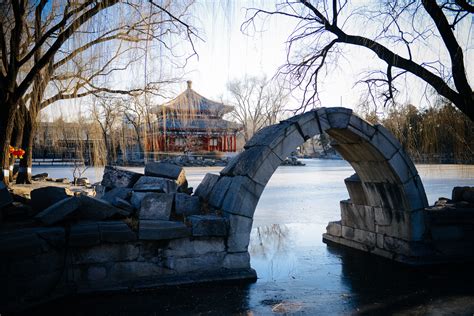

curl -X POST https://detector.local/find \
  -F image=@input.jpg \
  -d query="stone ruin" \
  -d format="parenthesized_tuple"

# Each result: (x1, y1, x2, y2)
(0, 162, 254, 312)
(1, 106, 473, 312)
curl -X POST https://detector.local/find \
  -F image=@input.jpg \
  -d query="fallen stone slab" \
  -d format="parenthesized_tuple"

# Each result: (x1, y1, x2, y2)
(101, 166, 142, 189)
(30, 186, 73, 212)
(188, 215, 227, 237)
(101, 187, 132, 204)
(139, 193, 173, 220)
(35, 197, 80, 225)
(174, 193, 201, 216)
(144, 162, 187, 186)
(77, 195, 129, 220)
(133, 176, 177, 193)
(0, 181, 13, 209)
(70, 222, 101, 247)
(31, 173, 48, 181)
(99, 221, 137, 242)
(139, 220, 190, 240)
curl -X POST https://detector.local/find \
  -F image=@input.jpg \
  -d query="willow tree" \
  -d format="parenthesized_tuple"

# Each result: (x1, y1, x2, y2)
(0, 0, 197, 184)
(244, 0, 473, 121)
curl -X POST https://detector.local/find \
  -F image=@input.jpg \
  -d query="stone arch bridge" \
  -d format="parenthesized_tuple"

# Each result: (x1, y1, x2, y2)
(195, 107, 432, 265)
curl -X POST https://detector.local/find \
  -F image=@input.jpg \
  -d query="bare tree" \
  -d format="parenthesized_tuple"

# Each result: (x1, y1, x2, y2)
(244, 1, 473, 121)
(227, 76, 288, 142)
(91, 98, 121, 164)
(0, 0, 198, 184)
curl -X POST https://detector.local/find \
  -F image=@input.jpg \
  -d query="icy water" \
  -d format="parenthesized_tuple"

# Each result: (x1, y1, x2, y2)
(31, 160, 474, 315)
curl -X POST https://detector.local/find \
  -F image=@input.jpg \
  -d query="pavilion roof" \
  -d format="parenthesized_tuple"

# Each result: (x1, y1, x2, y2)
(160, 81, 234, 116)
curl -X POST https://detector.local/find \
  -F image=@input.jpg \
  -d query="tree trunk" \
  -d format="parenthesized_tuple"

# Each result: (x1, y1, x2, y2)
(0, 104, 17, 185)
(16, 111, 36, 184)
(8, 107, 25, 182)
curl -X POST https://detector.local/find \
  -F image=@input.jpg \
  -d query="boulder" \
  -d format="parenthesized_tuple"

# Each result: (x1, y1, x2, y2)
(132, 176, 177, 193)
(30, 186, 73, 212)
(144, 162, 187, 186)
(55, 178, 70, 184)
(75, 177, 90, 186)
(139, 220, 190, 240)
(174, 193, 201, 216)
(35, 197, 81, 225)
(0, 181, 13, 209)
(76, 195, 129, 220)
(101, 166, 142, 189)
(139, 193, 173, 220)
(188, 215, 227, 237)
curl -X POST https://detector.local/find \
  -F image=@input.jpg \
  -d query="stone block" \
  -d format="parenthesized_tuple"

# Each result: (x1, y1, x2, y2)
(99, 221, 136, 242)
(101, 166, 142, 189)
(388, 151, 417, 184)
(101, 187, 132, 204)
(223, 252, 251, 269)
(342, 226, 376, 247)
(326, 221, 342, 237)
(30, 186, 73, 212)
(362, 182, 407, 210)
(221, 146, 282, 186)
(220, 176, 263, 218)
(69, 222, 100, 247)
(130, 191, 150, 209)
(270, 127, 306, 161)
(139, 220, 190, 240)
(73, 243, 139, 264)
(376, 233, 384, 249)
(348, 115, 377, 138)
(452, 186, 474, 202)
(188, 215, 228, 237)
(224, 212, 253, 253)
(77, 195, 128, 220)
(194, 173, 220, 201)
(0, 181, 13, 208)
(344, 173, 368, 205)
(326, 127, 364, 144)
(36, 227, 66, 248)
(375, 209, 425, 241)
(110, 261, 173, 280)
(35, 196, 80, 225)
(374, 207, 392, 226)
(402, 175, 429, 211)
(0, 230, 46, 257)
(371, 125, 401, 160)
(383, 236, 410, 255)
(325, 107, 352, 129)
(133, 176, 177, 193)
(208, 176, 232, 209)
(340, 200, 375, 231)
(165, 252, 225, 273)
(174, 193, 201, 216)
(145, 162, 186, 186)
(165, 237, 225, 257)
(139, 193, 173, 220)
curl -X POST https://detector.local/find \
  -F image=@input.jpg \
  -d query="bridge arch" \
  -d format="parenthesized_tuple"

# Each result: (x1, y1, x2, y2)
(195, 107, 429, 263)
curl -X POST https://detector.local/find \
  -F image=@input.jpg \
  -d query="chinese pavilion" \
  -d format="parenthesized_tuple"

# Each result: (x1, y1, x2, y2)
(146, 81, 241, 153)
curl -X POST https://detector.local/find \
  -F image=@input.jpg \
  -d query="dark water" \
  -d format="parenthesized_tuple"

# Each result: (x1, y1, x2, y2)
(29, 160, 474, 315)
